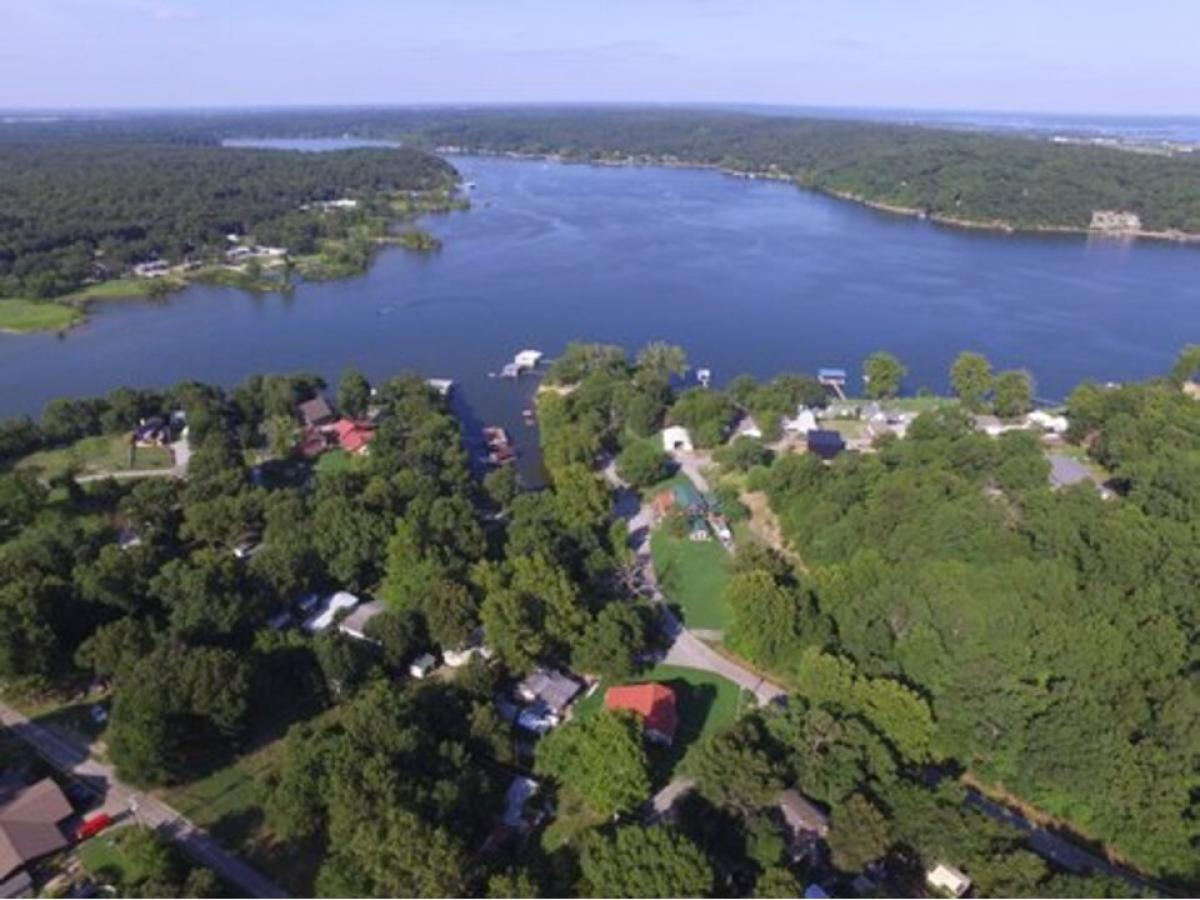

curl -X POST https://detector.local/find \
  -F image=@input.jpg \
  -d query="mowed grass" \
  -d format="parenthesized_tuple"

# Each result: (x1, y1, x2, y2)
(573, 663, 748, 785)
(650, 529, 733, 631)
(155, 704, 332, 896)
(16, 434, 172, 480)
(78, 832, 127, 880)
(0, 298, 83, 333)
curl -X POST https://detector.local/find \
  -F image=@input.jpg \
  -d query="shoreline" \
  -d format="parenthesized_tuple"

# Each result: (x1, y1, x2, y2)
(440, 146, 1200, 246)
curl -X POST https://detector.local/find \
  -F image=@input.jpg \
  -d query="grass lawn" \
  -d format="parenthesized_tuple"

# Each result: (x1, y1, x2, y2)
(78, 833, 126, 880)
(0, 298, 83, 333)
(315, 448, 358, 476)
(16, 434, 172, 480)
(155, 703, 331, 896)
(540, 788, 606, 853)
(650, 529, 733, 631)
(573, 663, 749, 785)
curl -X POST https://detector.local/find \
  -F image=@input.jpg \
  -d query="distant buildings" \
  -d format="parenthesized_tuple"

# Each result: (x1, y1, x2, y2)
(927, 863, 972, 898)
(303, 591, 359, 633)
(806, 429, 846, 460)
(662, 426, 694, 453)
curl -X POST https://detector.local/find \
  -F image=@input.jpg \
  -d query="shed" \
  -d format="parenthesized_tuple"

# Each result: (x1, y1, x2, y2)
(806, 429, 845, 460)
(688, 516, 711, 541)
(927, 863, 972, 898)
(661, 426, 694, 453)
(605, 683, 678, 744)
(409, 653, 437, 680)
(776, 789, 830, 839)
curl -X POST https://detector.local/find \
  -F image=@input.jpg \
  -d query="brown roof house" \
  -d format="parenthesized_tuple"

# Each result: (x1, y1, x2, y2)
(776, 789, 830, 840)
(0, 778, 73, 894)
(297, 395, 335, 429)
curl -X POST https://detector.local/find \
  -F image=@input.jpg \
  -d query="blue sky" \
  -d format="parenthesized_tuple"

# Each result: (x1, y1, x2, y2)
(4, 0, 1198, 114)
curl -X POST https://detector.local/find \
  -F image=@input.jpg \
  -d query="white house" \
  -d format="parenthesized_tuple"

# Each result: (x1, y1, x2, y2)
(1026, 409, 1069, 434)
(662, 426, 694, 453)
(782, 407, 818, 435)
(926, 863, 972, 898)
(303, 591, 359, 633)
(735, 416, 763, 439)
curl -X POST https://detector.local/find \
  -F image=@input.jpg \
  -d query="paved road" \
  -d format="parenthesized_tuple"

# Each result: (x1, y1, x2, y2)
(0, 703, 288, 898)
(605, 459, 787, 707)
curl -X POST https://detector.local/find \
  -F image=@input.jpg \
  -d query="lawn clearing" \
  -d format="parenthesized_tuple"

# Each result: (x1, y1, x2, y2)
(650, 529, 733, 631)
(16, 434, 173, 480)
(0, 298, 83, 333)
(573, 663, 748, 785)
(155, 702, 331, 895)
(78, 832, 126, 880)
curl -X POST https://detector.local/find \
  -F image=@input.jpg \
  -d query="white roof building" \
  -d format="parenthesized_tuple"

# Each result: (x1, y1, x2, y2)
(735, 416, 763, 439)
(514, 349, 543, 370)
(1026, 410, 1069, 434)
(662, 426, 694, 453)
(783, 407, 819, 434)
(927, 863, 972, 898)
(303, 591, 359, 633)
(409, 653, 437, 679)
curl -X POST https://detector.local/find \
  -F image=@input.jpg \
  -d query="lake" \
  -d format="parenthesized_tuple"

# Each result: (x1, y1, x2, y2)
(1, 152, 1196, 478)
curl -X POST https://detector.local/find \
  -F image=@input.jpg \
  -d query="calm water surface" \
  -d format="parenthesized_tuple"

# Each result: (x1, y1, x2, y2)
(1, 154, 1196, 472)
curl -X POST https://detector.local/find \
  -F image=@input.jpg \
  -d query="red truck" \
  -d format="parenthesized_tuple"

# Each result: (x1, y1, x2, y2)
(74, 813, 113, 841)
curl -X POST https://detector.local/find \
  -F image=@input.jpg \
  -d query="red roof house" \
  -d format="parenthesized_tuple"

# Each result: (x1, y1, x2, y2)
(331, 418, 375, 455)
(605, 682, 678, 745)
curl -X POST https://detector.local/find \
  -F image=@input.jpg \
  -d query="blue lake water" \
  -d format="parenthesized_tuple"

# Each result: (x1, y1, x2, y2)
(1, 153, 1197, 475)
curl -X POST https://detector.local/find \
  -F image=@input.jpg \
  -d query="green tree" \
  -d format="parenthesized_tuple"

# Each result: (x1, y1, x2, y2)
(572, 603, 648, 679)
(579, 824, 714, 898)
(616, 441, 672, 488)
(686, 716, 787, 811)
(949, 352, 993, 411)
(864, 351, 907, 399)
(828, 793, 893, 871)
(636, 341, 689, 382)
(993, 369, 1034, 418)
(715, 436, 773, 472)
(535, 709, 651, 817)
(337, 366, 371, 419)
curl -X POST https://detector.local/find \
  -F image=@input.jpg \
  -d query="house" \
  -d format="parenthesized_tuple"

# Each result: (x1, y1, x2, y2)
(661, 426, 694, 453)
(426, 378, 454, 397)
(515, 668, 582, 722)
(806, 429, 845, 460)
(132, 259, 170, 278)
(1026, 409, 1069, 434)
(604, 683, 678, 744)
(331, 418, 375, 455)
(297, 395, 335, 429)
(338, 600, 385, 641)
(298, 429, 331, 459)
(225, 246, 254, 261)
(735, 415, 763, 439)
(973, 414, 1024, 437)
(303, 591, 359, 632)
(783, 407, 819, 435)
(133, 416, 170, 447)
(927, 863, 972, 898)
(688, 515, 711, 541)
(0, 778, 74, 894)
(776, 789, 830, 840)
(443, 629, 493, 667)
(514, 349, 543, 371)
(409, 653, 437, 680)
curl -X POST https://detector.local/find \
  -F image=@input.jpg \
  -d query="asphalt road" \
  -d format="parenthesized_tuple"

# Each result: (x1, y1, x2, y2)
(0, 703, 288, 898)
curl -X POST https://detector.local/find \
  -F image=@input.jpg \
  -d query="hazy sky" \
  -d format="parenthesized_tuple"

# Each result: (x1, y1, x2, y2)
(4, 0, 1198, 114)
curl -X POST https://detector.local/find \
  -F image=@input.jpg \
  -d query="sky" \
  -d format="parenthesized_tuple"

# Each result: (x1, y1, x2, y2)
(3, 0, 1199, 115)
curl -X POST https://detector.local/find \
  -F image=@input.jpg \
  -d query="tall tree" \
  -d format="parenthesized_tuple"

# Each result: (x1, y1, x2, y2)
(949, 351, 993, 411)
(535, 709, 651, 818)
(863, 351, 907, 399)
(337, 367, 371, 420)
(993, 369, 1034, 418)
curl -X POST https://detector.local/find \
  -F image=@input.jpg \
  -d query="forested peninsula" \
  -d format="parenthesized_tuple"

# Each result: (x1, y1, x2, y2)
(0, 135, 458, 331)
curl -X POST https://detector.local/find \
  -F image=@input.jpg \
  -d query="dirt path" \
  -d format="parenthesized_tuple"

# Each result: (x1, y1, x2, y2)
(740, 489, 807, 572)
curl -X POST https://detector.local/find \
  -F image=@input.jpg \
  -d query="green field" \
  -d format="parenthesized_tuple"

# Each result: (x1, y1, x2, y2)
(0, 298, 84, 333)
(573, 663, 748, 784)
(78, 832, 127, 880)
(650, 529, 733, 631)
(16, 434, 173, 480)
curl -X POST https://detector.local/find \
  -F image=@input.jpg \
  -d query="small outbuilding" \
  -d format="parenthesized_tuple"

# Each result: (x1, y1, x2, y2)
(516, 668, 582, 721)
(927, 863, 972, 898)
(409, 653, 438, 680)
(661, 426, 694, 453)
(298, 395, 335, 429)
